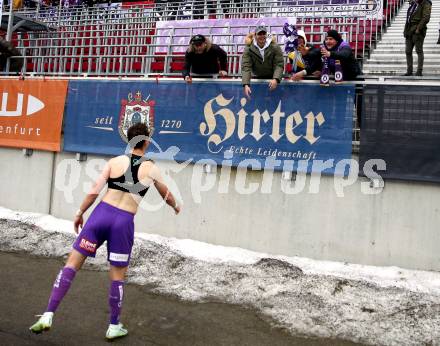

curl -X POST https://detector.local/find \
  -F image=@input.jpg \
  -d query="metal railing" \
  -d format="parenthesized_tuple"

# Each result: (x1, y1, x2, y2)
(1, 0, 406, 77)
(7, 0, 407, 25)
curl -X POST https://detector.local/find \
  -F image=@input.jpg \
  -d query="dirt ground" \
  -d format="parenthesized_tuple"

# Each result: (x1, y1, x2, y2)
(0, 251, 363, 346)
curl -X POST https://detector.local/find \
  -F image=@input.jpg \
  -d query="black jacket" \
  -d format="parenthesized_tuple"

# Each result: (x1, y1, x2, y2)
(183, 44, 227, 77)
(328, 44, 361, 81)
(0, 37, 23, 73)
(289, 44, 322, 76)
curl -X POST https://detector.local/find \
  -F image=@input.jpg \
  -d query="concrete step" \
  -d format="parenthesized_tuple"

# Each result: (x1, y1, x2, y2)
(389, 22, 440, 26)
(390, 23, 440, 26)
(366, 59, 440, 64)
(371, 52, 440, 56)
(368, 53, 440, 59)
(382, 28, 439, 33)
(393, 14, 440, 19)
(362, 66, 440, 73)
(380, 27, 439, 33)
(384, 22, 439, 27)
(364, 61, 440, 66)
(373, 46, 440, 50)
(372, 48, 440, 53)
(378, 36, 440, 39)
(378, 33, 439, 38)
(362, 68, 440, 75)
(363, 64, 440, 68)
(363, 70, 440, 76)
(373, 47, 440, 51)
(378, 31, 439, 36)
(376, 32, 438, 37)
(374, 43, 440, 47)
(385, 23, 440, 26)
(380, 31, 439, 34)
(369, 53, 440, 58)
(379, 33, 439, 38)
(384, 22, 439, 25)
(377, 36, 439, 40)
(381, 28, 439, 31)
(393, 13, 440, 18)
(375, 42, 440, 46)
(393, 18, 440, 23)
(387, 13, 440, 18)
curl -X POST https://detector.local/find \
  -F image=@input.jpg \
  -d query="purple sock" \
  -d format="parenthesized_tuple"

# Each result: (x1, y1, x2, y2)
(46, 266, 76, 312)
(109, 280, 124, 325)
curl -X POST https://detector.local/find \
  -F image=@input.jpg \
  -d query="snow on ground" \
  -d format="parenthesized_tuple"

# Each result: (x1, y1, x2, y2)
(1, 206, 440, 346)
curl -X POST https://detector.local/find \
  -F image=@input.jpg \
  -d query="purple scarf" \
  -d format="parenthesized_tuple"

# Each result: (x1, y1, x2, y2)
(323, 40, 350, 72)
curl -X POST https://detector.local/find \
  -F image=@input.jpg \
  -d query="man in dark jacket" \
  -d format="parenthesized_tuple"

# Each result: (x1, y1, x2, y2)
(183, 34, 227, 82)
(241, 25, 284, 99)
(0, 37, 23, 73)
(320, 29, 361, 81)
(403, 0, 431, 76)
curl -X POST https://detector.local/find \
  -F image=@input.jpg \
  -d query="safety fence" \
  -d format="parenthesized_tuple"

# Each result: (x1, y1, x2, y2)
(0, 0, 406, 77)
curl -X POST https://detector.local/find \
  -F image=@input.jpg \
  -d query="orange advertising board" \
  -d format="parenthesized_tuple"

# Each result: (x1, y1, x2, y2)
(0, 79, 68, 151)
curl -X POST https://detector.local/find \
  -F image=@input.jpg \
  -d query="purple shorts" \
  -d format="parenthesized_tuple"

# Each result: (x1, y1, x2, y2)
(73, 201, 135, 267)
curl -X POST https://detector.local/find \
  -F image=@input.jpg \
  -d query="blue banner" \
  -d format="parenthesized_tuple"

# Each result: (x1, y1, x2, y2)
(63, 80, 354, 174)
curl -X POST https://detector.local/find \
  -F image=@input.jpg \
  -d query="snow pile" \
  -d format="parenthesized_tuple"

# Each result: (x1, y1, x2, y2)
(1, 206, 440, 345)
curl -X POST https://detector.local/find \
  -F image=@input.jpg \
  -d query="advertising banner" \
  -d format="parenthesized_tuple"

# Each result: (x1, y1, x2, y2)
(64, 80, 354, 174)
(0, 79, 68, 151)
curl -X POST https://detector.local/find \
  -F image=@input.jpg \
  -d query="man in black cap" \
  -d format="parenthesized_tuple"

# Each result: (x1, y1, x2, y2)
(241, 25, 284, 99)
(182, 34, 228, 83)
(320, 29, 360, 81)
(403, 0, 431, 76)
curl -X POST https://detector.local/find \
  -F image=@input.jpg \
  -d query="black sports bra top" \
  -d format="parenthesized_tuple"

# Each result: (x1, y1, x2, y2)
(107, 154, 151, 197)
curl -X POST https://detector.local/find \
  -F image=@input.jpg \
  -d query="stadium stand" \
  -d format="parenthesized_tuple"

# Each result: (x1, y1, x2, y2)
(363, 0, 440, 75)
(0, 0, 406, 77)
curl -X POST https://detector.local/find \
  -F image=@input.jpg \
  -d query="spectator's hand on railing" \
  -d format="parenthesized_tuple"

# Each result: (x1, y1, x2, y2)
(218, 70, 227, 77)
(185, 75, 192, 83)
(311, 71, 322, 78)
(291, 71, 305, 81)
(243, 85, 252, 99)
(268, 79, 278, 91)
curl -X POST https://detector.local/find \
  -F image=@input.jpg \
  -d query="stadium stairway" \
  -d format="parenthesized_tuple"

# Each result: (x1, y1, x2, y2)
(362, 0, 440, 76)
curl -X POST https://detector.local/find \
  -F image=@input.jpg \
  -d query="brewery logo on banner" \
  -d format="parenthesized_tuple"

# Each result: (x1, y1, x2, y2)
(118, 91, 155, 142)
